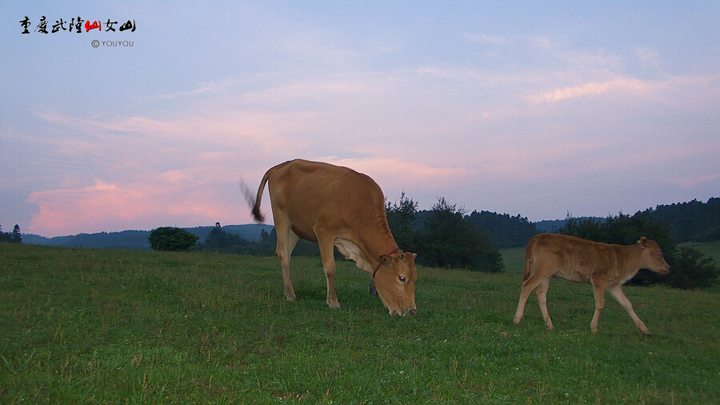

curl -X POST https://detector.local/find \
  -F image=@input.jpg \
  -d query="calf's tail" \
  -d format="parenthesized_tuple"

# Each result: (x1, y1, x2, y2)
(522, 241, 534, 282)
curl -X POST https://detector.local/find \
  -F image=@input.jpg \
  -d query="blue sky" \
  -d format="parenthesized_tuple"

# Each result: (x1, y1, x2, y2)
(2, 1, 719, 237)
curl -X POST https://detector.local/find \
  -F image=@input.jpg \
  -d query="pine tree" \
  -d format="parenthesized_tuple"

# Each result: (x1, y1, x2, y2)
(10, 225, 22, 244)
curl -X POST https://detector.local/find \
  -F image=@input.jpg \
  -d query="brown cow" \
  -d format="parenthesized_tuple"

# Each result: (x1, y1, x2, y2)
(513, 233, 670, 334)
(247, 159, 418, 316)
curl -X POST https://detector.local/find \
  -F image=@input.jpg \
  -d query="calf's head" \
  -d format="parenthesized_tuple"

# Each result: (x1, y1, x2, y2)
(638, 237, 670, 274)
(374, 252, 418, 316)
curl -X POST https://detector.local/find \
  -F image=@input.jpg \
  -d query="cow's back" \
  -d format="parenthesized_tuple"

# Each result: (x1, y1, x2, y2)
(266, 159, 388, 242)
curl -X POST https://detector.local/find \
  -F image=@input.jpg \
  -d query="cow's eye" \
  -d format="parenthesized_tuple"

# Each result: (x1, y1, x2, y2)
(398, 275, 406, 283)
(656, 251, 662, 256)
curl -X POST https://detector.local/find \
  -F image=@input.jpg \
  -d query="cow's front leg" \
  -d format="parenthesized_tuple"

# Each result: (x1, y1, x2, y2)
(609, 286, 651, 335)
(317, 233, 340, 309)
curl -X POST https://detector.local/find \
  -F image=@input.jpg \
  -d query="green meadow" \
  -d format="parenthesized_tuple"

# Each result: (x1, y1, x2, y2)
(2, 243, 719, 404)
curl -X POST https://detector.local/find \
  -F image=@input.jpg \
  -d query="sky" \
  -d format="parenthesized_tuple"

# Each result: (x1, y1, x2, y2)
(2, 1, 719, 238)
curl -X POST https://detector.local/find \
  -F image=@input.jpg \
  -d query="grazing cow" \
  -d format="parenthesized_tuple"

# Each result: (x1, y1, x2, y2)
(247, 159, 418, 316)
(513, 234, 670, 334)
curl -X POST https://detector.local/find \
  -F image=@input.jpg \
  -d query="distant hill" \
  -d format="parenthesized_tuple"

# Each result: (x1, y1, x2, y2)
(23, 224, 274, 250)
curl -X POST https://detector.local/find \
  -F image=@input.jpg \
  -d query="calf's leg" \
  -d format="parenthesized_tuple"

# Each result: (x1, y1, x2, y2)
(608, 286, 651, 335)
(513, 271, 549, 325)
(590, 281, 606, 333)
(535, 278, 554, 330)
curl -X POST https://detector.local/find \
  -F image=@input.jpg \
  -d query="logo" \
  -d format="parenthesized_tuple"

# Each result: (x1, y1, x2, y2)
(93, 40, 134, 48)
(20, 16, 136, 34)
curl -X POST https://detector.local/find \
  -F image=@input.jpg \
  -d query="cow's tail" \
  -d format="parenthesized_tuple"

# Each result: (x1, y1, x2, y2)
(240, 170, 271, 223)
(522, 239, 535, 282)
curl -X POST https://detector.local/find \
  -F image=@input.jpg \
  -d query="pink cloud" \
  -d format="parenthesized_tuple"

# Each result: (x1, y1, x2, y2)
(529, 78, 654, 103)
(25, 178, 252, 237)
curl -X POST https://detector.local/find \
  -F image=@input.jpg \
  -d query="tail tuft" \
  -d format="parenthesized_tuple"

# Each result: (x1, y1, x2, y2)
(239, 178, 265, 222)
(252, 206, 264, 222)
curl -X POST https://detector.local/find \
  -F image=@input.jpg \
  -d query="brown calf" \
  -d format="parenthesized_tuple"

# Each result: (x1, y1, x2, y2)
(513, 233, 670, 334)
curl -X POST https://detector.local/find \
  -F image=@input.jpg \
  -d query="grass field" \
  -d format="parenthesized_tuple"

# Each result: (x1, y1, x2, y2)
(679, 240, 720, 263)
(2, 243, 719, 404)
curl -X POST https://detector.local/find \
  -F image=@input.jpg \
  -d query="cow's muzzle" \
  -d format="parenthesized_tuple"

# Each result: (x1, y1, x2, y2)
(389, 307, 418, 316)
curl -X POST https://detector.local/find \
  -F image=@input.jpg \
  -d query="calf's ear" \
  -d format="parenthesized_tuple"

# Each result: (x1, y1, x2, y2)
(380, 255, 392, 265)
(638, 237, 648, 247)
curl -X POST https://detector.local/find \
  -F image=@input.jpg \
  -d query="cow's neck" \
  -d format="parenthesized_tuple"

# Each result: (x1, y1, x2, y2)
(363, 231, 399, 269)
(334, 231, 397, 274)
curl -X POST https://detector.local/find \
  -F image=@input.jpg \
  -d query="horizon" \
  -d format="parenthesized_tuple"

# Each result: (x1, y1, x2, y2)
(18, 196, 713, 239)
(3, 2, 719, 237)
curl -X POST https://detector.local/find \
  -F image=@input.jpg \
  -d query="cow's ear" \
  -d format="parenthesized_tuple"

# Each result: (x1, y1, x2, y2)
(380, 254, 393, 265)
(638, 237, 648, 247)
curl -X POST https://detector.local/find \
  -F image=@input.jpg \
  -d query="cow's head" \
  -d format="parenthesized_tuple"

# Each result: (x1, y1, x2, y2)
(374, 251, 418, 316)
(638, 237, 670, 274)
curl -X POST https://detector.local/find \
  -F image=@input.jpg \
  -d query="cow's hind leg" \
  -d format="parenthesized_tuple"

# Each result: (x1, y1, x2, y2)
(275, 217, 299, 302)
(609, 286, 651, 335)
(316, 230, 340, 309)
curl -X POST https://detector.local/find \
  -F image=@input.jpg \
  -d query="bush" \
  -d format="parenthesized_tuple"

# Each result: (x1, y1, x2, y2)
(148, 227, 199, 252)
(387, 196, 503, 272)
(664, 247, 719, 289)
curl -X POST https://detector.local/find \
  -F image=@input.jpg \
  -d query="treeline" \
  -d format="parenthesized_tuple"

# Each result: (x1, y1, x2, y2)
(142, 195, 720, 283)
(464, 210, 537, 248)
(644, 198, 720, 242)
(559, 213, 718, 290)
(23, 224, 273, 250)
(0, 224, 22, 244)
(165, 194, 515, 273)
(195, 223, 320, 256)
